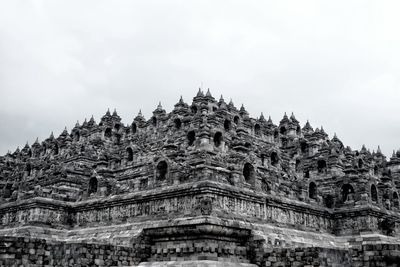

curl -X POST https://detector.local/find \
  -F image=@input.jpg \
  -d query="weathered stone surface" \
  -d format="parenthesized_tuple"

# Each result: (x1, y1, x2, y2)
(0, 90, 399, 266)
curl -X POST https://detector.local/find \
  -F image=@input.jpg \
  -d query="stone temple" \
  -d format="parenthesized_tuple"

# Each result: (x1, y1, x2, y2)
(0, 90, 399, 267)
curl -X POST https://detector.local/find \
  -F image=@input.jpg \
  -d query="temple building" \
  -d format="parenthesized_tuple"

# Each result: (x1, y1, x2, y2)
(0, 90, 399, 266)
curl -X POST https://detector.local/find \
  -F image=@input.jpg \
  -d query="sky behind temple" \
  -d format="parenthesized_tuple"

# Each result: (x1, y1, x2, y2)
(1, 1, 400, 157)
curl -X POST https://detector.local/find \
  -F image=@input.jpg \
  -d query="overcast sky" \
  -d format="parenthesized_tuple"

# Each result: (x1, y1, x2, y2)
(1, 1, 400, 157)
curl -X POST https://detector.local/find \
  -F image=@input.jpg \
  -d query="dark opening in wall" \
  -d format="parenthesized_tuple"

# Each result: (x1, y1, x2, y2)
(371, 184, 378, 202)
(317, 159, 327, 173)
(295, 159, 301, 172)
(212, 106, 218, 112)
(174, 118, 182, 129)
(4, 183, 13, 198)
(233, 116, 239, 124)
(358, 159, 364, 169)
(131, 123, 137, 134)
(296, 125, 301, 135)
(309, 182, 317, 200)
(115, 134, 121, 145)
(191, 106, 198, 114)
(324, 194, 334, 208)
(126, 147, 133, 162)
(214, 132, 223, 147)
(280, 126, 287, 135)
(187, 131, 195, 146)
(114, 124, 121, 131)
(245, 142, 252, 148)
(243, 163, 255, 184)
(54, 144, 59, 155)
(261, 154, 265, 166)
(341, 184, 355, 202)
(27, 149, 32, 158)
(300, 141, 307, 153)
(152, 117, 157, 126)
(224, 119, 231, 131)
(156, 161, 168, 181)
(304, 170, 310, 178)
(105, 128, 112, 138)
(74, 132, 80, 142)
(88, 177, 98, 195)
(274, 130, 279, 140)
(139, 178, 148, 190)
(26, 164, 31, 176)
(393, 192, 399, 208)
(271, 152, 279, 166)
(374, 165, 378, 175)
(254, 124, 261, 136)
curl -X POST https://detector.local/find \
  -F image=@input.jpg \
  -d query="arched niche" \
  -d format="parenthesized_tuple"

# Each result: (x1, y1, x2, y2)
(243, 163, 255, 185)
(74, 131, 80, 142)
(317, 159, 327, 173)
(358, 159, 364, 169)
(393, 192, 399, 209)
(233, 116, 240, 124)
(104, 128, 112, 139)
(131, 123, 137, 134)
(156, 160, 168, 181)
(254, 124, 261, 136)
(191, 106, 198, 114)
(187, 130, 195, 146)
(126, 147, 134, 162)
(174, 118, 182, 130)
(309, 182, 317, 200)
(295, 159, 301, 172)
(213, 132, 223, 147)
(371, 184, 378, 203)
(280, 126, 287, 135)
(341, 183, 355, 203)
(270, 152, 279, 166)
(88, 177, 98, 195)
(224, 119, 231, 131)
(54, 143, 59, 155)
(3, 183, 13, 198)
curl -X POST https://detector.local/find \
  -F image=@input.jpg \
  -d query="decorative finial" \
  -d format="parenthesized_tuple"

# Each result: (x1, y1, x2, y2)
(259, 112, 265, 121)
(106, 108, 111, 116)
(157, 101, 163, 110)
(206, 88, 212, 97)
(196, 88, 203, 97)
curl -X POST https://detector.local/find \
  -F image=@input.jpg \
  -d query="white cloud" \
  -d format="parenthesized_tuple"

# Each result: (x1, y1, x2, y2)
(0, 0, 400, 156)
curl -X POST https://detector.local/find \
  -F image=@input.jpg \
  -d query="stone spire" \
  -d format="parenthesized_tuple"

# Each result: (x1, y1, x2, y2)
(196, 88, 204, 97)
(290, 112, 298, 123)
(135, 109, 145, 121)
(206, 88, 212, 98)
(302, 120, 314, 136)
(239, 104, 248, 117)
(228, 99, 236, 111)
(259, 112, 266, 122)
(174, 95, 188, 109)
(376, 146, 382, 155)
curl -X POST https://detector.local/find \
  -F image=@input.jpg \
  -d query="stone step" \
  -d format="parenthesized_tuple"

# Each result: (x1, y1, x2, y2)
(136, 260, 258, 267)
